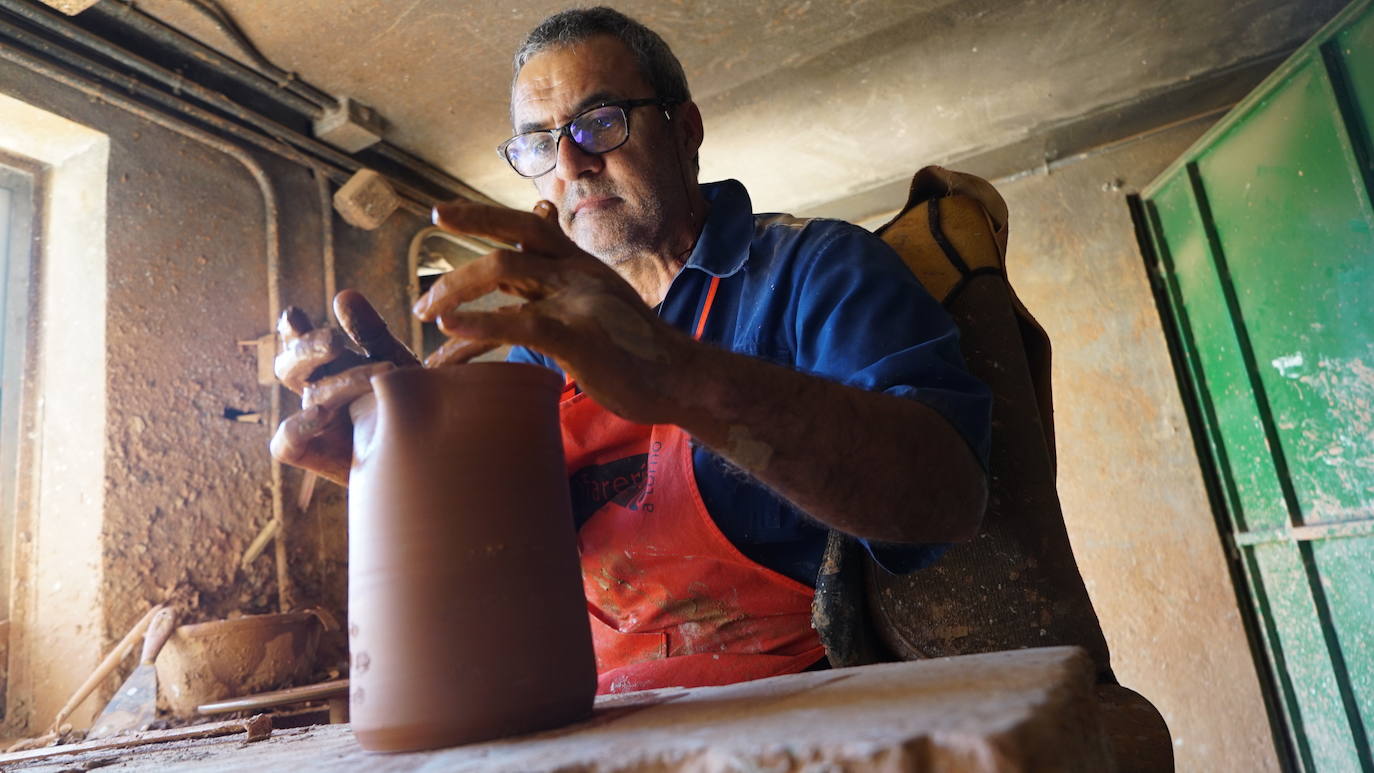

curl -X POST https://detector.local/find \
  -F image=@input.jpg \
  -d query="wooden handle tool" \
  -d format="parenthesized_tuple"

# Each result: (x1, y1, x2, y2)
(49, 603, 167, 733)
(87, 607, 177, 739)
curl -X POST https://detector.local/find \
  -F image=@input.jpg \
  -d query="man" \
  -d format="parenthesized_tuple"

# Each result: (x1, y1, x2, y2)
(274, 7, 990, 694)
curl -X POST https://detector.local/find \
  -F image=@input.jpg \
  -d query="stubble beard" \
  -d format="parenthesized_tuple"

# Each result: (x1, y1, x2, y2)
(560, 170, 677, 267)
(571, 200, 667, 267)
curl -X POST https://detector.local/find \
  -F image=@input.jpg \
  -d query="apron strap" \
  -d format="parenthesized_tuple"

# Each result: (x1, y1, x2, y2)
(564, 274, 722, 396)
(693, 276, 721, 341)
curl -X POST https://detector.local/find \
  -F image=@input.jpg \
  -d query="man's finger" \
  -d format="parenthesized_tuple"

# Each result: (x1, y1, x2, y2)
(270, 408, 350, 486)
(433, 306, 567, 355)
(533, 200, 559, 222)
(334, 289, 420, 367)
(302, 362, 395, 411)
(432, 202, 567, 255)
(270, 404, 334, 464)
(413, 249, 561, 322)
(424, 338, 501, 368)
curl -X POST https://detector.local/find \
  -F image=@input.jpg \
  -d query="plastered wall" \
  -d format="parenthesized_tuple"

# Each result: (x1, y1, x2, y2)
(998, 119, 1281, 772)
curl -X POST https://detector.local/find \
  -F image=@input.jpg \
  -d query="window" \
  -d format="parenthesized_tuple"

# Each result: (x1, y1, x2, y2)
(0, 158, 36, 717)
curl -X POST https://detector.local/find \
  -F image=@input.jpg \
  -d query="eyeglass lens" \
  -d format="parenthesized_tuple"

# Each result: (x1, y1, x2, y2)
(505, 105, 629, 177)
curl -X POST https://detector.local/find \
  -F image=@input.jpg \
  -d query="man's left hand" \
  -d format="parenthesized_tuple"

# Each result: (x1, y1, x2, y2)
(415, 200, 698, 426)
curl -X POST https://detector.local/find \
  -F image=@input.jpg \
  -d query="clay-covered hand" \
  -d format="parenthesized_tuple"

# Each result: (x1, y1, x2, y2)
(270, 290, 420, 485)
(416, 201, 697, 426)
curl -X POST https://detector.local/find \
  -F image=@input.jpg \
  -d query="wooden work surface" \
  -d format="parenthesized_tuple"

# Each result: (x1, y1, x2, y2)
(3, 646, 1112, 772)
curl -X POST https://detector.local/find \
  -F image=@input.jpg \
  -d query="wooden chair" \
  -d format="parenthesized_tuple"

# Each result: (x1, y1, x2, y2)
(811, 166, 1173, 771)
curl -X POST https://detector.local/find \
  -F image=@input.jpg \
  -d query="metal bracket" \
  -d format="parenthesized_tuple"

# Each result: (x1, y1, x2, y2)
(237, 333, 276, 386)
(313, 97, 385, 153)
(1232, 518, 1374, 547)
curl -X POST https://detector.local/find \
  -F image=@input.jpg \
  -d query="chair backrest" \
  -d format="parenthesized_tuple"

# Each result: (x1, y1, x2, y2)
(865, 166, 1113, 681)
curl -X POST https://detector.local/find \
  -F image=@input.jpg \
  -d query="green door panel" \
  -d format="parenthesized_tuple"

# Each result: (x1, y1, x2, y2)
(1195, 58, 1374, 525)
(1249, 542, 1363, 771)
(1141, 1, 1374, 769)
(1333, 2, 1374, 169)
(1307, 537, 1374, 744)
(1149, 175, 1290, 533)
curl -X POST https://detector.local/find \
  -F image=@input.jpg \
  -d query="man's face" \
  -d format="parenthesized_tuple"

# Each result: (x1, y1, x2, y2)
(511, 36, 686, 264)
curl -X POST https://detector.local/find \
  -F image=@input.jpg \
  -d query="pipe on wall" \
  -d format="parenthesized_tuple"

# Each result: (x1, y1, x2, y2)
(404, 228, 489, 357)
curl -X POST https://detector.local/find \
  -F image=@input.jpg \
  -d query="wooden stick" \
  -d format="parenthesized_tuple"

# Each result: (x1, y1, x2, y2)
(0, 715, 272, 765)
(49, 604, 166, 733)
(296, 470, 319, 511)
(240, 517, 280, 569)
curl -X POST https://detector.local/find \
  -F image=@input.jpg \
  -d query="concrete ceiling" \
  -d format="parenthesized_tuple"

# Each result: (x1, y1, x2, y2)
(127, 0, 1346, 221)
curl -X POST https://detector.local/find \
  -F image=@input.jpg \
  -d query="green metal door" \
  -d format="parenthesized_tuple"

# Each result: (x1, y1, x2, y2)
(1140, 1, 1374, 769)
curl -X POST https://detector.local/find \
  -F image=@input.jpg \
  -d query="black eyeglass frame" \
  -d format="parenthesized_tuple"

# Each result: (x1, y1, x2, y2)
(496, 98, 679, 178)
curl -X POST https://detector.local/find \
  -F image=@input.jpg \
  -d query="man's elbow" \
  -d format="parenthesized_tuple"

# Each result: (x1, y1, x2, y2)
(913, 463, 987, 544)
(862, 473, 987, 544)
(941, 471, 988, 543)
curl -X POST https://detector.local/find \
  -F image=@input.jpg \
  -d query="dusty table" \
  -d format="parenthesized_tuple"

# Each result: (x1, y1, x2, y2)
(3, 646, 1112, 772)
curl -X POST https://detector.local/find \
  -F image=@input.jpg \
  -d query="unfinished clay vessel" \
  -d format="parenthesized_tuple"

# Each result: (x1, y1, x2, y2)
(347, 363, 596, 752)
(156, 611, 327, 717)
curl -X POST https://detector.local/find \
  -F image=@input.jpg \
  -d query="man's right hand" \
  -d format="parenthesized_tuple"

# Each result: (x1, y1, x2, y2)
(269, 289, 420, 485)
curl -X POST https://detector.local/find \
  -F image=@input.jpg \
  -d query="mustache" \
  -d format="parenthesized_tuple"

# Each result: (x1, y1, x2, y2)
(562, 182, 619, 211)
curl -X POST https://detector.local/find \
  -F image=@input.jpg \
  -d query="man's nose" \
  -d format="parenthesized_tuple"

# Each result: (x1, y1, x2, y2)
(553, 134, 604, 180)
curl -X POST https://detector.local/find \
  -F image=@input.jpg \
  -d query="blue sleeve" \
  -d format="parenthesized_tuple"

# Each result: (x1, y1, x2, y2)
(789, 222, 992, 574)
(506, 345, 561, 375)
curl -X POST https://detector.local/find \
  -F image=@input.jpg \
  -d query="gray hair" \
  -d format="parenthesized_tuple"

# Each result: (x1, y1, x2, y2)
(512, 7, 691, 106)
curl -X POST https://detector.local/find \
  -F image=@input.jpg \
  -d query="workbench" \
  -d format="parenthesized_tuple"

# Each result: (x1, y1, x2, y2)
(2, 646, 1113, 772)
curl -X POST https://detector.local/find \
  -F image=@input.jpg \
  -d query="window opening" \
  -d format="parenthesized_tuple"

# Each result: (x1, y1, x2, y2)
(0, 160, 37, 718)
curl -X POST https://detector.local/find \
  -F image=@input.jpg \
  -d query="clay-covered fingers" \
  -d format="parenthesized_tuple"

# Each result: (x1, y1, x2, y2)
(278, 306, 315, 339)
(424, 339, 501, 368)
(301, 361, 395, 411)
(432, 201, 569, 255)
(413, 249, 561, 322)
(333, 289, 420, 368)
(433, 304, 570, 358)
(275, 316, 365, 395)
(269, 404, 352, 485)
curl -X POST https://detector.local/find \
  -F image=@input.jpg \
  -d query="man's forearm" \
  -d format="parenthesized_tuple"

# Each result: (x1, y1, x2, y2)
(669, 341, 988, 544)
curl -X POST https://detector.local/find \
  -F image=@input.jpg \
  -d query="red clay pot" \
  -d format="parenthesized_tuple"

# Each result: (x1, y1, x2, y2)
(346, 363, 595, 752)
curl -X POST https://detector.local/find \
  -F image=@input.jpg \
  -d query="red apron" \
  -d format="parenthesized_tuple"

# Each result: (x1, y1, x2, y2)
(560, 276, 825, 695)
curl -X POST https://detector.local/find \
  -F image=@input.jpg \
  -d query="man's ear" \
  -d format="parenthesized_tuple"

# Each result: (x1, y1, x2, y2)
(676, 100, 704, 158)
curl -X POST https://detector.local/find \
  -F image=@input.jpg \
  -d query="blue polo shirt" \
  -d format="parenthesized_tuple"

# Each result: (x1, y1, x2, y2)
(509, 179, 991, 586)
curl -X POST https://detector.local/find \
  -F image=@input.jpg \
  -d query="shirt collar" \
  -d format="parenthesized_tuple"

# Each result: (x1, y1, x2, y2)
(684, 179, 753, 278)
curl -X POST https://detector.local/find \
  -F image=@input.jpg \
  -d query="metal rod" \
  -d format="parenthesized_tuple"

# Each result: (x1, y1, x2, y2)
(0, 0, 491, 214)
(197, 679, 348, 715)
(2, 5, 347, 175)
(97, 0, 501, 207)
(1233, 518, 1374, 547)
(315, 167, 337, 321)
(173, 0, 337, 110)
(373, 145, 503, 208)
(0, 12, 447, 216)
(87, 0, 328, 117)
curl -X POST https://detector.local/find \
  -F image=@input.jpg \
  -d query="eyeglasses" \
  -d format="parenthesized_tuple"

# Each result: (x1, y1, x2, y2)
(497, 98, 677, 178)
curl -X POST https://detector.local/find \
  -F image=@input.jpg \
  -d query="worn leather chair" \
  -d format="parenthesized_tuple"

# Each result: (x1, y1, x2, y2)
(811, 166, 1173, 771)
